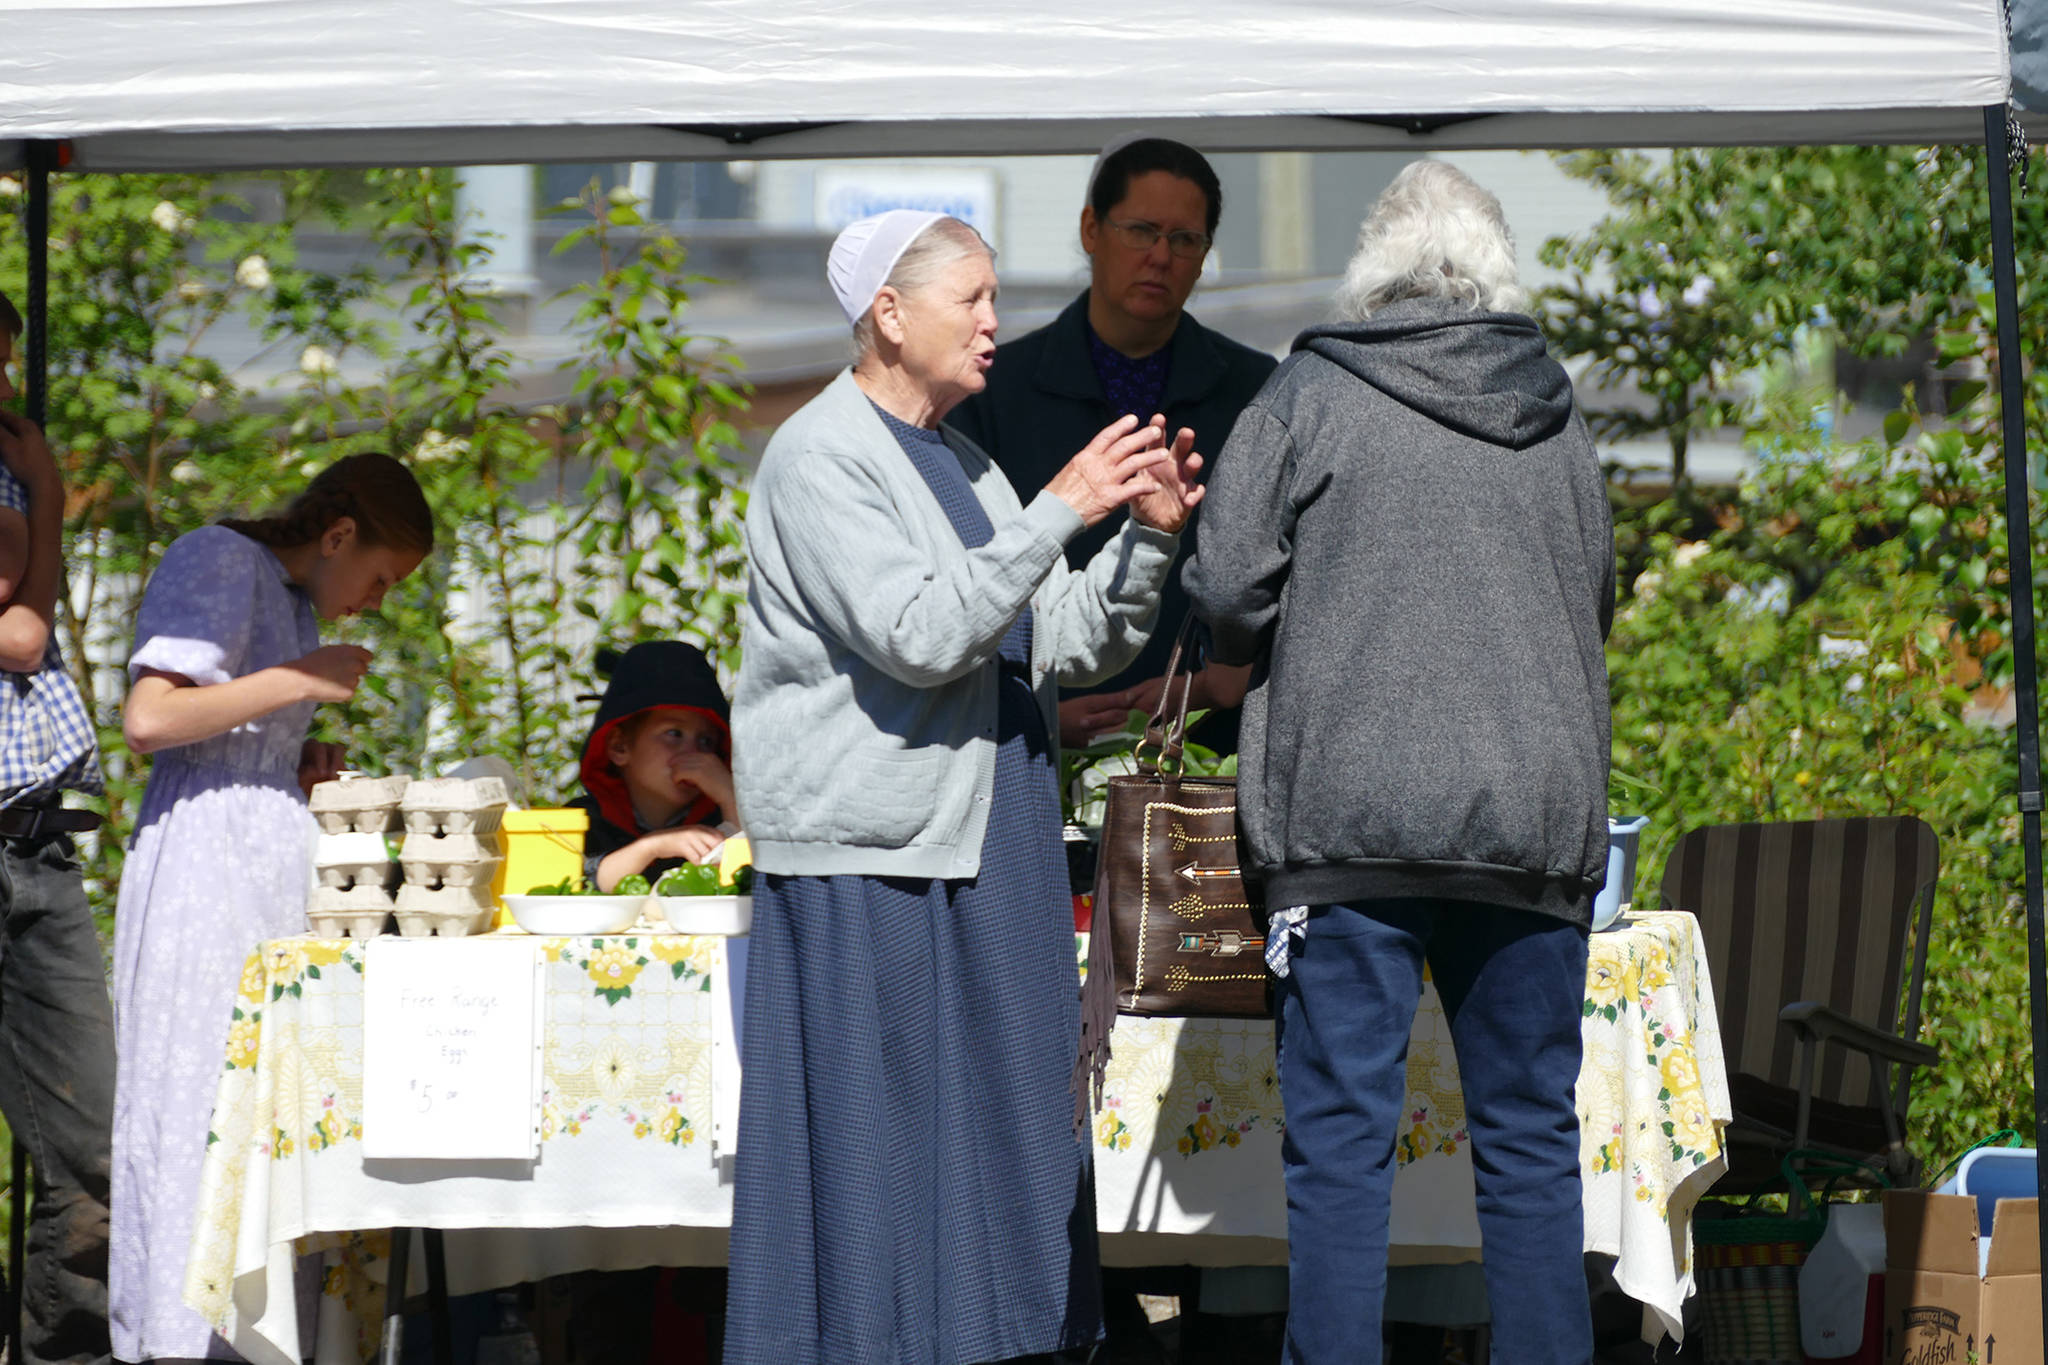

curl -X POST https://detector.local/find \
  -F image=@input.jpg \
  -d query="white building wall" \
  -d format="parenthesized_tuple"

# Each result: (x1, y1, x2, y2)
(756, 150, 1624, 293)
(993, 156, 1095, 284)
(754, 155, 1096, 283)
(1433, 149, 1627, 293)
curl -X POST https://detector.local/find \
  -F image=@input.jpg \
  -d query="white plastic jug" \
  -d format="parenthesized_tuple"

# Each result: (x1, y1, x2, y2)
(1798, 1202, 1885, 1359)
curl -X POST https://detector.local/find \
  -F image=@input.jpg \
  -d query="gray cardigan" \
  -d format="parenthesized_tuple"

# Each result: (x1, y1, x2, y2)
(733, 369, 1180, 879)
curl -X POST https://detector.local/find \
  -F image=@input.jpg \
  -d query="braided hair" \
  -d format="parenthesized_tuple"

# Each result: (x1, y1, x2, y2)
(221, 452, 434, 554)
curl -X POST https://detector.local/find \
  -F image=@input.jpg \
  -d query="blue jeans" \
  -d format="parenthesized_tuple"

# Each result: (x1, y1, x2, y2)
(0, 832, 116, 1365)
(1274, 899, 1591, 1365)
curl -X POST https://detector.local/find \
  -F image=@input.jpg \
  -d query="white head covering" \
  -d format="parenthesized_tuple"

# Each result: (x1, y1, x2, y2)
(827, 209, 948, 324)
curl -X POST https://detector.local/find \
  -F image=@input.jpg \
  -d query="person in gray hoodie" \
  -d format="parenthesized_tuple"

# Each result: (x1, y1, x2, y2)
(1185, 161, 1614, 1365)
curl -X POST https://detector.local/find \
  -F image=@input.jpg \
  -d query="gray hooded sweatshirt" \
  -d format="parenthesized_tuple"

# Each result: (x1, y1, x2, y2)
(1184, 296, 1615, 925)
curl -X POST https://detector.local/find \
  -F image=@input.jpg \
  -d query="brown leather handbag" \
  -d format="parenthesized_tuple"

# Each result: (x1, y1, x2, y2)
(1075, 620, 1270, 1126)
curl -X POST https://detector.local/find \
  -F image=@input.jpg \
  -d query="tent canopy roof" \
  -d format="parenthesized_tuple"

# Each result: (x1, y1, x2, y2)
(0, 0, 2014, 173)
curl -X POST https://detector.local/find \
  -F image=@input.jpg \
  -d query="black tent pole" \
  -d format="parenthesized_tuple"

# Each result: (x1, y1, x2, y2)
(1983, 104, 2048, 1305)
(23, 142, 51, 427)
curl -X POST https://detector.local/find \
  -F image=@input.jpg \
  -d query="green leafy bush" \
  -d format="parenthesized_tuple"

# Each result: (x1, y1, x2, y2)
(1546, 142, 2048, 1171)
(0, 169, 749, 908)
(1604, 383, 2035, 1171)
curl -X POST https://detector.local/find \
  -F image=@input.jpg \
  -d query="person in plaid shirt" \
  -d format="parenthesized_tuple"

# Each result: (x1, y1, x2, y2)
(0, 287, 116, 1365)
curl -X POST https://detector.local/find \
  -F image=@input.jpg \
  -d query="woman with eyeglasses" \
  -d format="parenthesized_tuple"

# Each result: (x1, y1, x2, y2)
(953, 136, 1275, 755)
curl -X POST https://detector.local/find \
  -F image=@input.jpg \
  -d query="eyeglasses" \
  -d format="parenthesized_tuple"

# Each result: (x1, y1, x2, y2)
(1104, 217, 1212, 261)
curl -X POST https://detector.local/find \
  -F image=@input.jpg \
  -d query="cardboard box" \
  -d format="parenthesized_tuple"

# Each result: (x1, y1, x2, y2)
(1979, 1201, 2041, 1365)
(1883, 1191, 2041, 1365)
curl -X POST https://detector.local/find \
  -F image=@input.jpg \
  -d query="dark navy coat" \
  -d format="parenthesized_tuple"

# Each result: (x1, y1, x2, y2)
(951, 291, 1276, 753)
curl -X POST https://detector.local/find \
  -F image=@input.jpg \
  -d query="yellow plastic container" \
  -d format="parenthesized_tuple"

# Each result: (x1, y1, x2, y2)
(491, 807, 591, 924)
(717, 834, 752, 887)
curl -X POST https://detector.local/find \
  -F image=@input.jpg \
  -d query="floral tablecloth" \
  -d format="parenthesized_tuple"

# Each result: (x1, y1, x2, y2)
(1089, 908, 1732, 1343)
(189, 911, 1728, 1363)
(188, 932, 735, 1365)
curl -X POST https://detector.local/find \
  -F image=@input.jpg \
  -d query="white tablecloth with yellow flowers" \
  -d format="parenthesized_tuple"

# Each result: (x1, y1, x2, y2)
(1087, 908, 1732, 1345)
(187, 931, 737, 1365)
(188, 911, 1728, 1363)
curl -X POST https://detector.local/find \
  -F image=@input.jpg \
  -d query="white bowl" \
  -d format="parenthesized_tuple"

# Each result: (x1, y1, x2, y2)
(503, 894, 647, 936)
(658, 894, 753, 937)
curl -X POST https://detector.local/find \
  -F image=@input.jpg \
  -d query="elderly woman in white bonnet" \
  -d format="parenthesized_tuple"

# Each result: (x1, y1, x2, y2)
(726, 210, 1206, 1365)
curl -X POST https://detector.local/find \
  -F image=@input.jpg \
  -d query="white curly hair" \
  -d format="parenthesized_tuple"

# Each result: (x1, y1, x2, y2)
(1332, 160, 1527, 320)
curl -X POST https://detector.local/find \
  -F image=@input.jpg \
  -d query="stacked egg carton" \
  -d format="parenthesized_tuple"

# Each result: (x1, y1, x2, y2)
(395, 778, 509, 937)
(308, 776, 408, 938)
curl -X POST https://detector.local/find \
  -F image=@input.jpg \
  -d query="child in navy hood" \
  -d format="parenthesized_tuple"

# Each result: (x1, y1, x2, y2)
(570, 641, 738, 891)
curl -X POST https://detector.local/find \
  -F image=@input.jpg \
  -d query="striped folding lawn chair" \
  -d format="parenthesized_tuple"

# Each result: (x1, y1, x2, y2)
(1658, 816, 1942, 1189)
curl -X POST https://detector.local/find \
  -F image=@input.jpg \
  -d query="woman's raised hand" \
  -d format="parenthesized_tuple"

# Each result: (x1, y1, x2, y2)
(289, 644, 373, 703)
(1045, 415, 1169, 528)
(1130, 423, 1204, 533)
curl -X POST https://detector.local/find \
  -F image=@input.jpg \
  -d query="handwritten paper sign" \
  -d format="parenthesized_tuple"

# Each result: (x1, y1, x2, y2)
(361, 937, 543, 1160)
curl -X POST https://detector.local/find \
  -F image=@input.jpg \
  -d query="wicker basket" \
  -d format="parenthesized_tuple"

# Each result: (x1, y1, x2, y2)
(1696, 1223, 1818, 1365)
(1693, 1153, 1873, 1365)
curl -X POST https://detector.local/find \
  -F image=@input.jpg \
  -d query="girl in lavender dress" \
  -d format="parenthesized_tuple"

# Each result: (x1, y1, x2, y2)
(110, 453, 432, 1364)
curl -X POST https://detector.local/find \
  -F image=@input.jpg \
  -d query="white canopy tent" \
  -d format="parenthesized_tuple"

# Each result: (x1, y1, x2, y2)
(3, 0, 2045, 1354)
(0, 0, 2017, 169)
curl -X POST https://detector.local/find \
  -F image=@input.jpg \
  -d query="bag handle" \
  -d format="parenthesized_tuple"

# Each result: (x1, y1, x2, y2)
(1132, 615, 1199, 779)
(1727, 1153, 1819, 1216)
(1784, 1149, 1893, 1186)
(1718, 1151, 1889, 1226)
(1774, 1149, 1894, 1216)
(1924, 1128, 2025, 1192)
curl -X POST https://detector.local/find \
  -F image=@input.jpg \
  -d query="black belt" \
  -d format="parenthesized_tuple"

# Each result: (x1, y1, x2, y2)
(0, 805, 103, 839)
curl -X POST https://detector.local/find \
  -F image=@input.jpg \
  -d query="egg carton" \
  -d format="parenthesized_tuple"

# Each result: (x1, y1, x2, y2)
(399, 832, 504, 890)
(306, 884, 394, 939)
(313, 831, 402, 891)
(393, 883, 495, 938)
(400, 777, 510, 837)
(310, 775, 411, 835)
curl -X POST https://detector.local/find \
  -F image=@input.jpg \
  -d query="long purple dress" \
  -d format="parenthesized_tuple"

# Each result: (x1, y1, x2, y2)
(111, 525, 321, 1362)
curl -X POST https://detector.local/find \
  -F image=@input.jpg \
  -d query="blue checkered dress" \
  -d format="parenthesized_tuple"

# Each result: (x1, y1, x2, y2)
(723, 404, 1101, 1365)
(0, 468, 100, 807)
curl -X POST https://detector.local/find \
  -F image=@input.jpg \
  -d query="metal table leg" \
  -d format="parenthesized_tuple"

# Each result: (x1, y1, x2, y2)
(424, 1228, 453, 1364)
(378, 1225, 455, 1365)
(380, 1227, 412, 1365)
